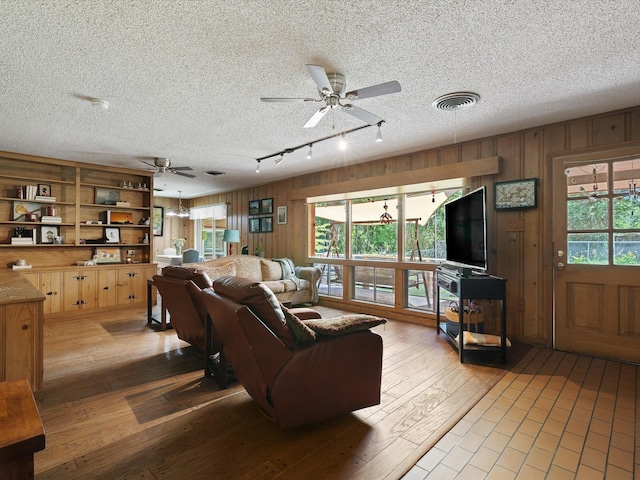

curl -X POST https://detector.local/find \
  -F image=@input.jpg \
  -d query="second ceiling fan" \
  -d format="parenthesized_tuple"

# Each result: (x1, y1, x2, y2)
(261, 64, 401, 128)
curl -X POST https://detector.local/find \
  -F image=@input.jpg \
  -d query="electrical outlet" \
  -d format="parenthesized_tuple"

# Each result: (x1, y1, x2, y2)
(127, 249, 136, 256)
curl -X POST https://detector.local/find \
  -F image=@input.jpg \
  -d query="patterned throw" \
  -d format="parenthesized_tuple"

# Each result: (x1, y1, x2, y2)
(272, 258, 301, 289)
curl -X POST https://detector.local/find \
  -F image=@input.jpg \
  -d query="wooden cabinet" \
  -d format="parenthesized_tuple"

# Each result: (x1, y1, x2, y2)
(0, 272, 44, 396)
(116, 265, 155, 305)
(62, 270, 98, 312)
(24, 271, 62, 315)
(98, 268, 118, 307)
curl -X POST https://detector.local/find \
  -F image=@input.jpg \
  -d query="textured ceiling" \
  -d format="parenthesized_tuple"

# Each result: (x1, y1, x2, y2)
(1, 1, 640, 198)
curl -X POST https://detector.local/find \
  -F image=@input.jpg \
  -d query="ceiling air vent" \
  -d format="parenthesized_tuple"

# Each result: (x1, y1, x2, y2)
(433, 92, 480, 111)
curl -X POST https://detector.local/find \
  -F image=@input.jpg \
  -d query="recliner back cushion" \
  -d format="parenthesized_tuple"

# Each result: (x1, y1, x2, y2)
(213, 276, 295, 349)
(161, 265, 212, 289)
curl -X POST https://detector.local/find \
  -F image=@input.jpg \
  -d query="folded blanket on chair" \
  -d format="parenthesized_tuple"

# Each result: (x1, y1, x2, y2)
(272, 258, 301, 289)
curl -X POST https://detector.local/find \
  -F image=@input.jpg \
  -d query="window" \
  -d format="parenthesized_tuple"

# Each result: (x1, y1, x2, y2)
(191, 203, 227, 259)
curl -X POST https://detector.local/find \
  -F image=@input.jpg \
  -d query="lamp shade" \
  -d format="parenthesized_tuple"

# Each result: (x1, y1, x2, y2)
(223, 229, 240, 243)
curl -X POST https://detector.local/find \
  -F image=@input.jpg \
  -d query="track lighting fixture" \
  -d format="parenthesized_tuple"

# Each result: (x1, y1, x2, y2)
(338, 133, 347, 150)
(254, 120, 386, 170)
(375, 121, 383, 142)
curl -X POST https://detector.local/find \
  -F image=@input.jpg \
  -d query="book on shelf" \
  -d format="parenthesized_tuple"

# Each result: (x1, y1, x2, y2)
(35, 195, 56, 202)
(12, 264, 33, 270)
(41, 215, 62, 223)
(115, 201, 131, 207)
(11, 237, 36, 245)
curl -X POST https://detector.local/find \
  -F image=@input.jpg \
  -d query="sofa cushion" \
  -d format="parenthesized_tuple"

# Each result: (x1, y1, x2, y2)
(261, 280, 285, 293)
(304, 314, 387, 336)
(213, 276, 296, 349)
(261, 259, 283, 281)
(281, 306, 316, 345)
(200, 261, 236, 282)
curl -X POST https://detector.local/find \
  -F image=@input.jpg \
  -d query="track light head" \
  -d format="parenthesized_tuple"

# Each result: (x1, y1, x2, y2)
(375, 122, 383, 142)
(275, 154, 284, 165)
(307, 144, 313, 160)
(255, 161, 261, 173)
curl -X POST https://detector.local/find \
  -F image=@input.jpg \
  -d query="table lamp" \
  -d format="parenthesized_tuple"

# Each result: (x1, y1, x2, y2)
(223, 229, 240, 256)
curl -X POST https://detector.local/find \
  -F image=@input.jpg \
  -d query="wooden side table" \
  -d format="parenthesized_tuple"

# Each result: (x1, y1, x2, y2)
(0, 379, 45, 480)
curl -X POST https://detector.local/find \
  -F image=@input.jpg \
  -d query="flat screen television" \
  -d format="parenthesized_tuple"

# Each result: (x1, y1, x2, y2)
(444, 186, 488, 275)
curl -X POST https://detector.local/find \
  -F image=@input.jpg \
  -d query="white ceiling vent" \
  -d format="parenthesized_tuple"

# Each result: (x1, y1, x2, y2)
(433, 92, 480, 111)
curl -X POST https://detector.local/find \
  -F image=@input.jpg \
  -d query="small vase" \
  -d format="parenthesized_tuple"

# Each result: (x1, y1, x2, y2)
(175, 246, 182, 255)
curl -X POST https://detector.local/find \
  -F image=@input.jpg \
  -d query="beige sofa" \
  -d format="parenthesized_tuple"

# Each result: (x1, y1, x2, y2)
(186, 255, 321, 305)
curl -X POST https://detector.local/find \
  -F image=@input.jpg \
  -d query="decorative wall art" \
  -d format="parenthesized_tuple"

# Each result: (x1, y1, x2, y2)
(494, 178, 538, 210)
(104, 226, 121, 243)
(277, 205, 287, 224)
(40, 225, 59, 244)
(95, 188, 120, 205)
(261, 198, 273, 214)
(249, 200, 260, 216)
(260, 216, 273, 233)
(249, 218, 261, 233)
(152, 206, 164, 236)
(95, 247, 122, 264)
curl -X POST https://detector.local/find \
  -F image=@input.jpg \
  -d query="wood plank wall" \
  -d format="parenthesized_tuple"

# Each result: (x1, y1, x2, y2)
(184, 105, 640, 347)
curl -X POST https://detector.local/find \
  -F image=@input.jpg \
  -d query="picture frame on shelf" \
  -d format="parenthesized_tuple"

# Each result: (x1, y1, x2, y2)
(37, 184, 52, 197)
(40, 225, 59, 244)
(261, 198, 273, 215)
(249, 200, 260, 216)
(260, 216, 273, 233)
(494, 178, 538, 210)
(249, 217, 261, 233)
(152, 206, 164, 236)
(94, 247, 123, 264)
(95, 187, 120, 205)
(12, 201, 41, 221)
(277, 205, 287, 224)
(104, 226, 121, 243)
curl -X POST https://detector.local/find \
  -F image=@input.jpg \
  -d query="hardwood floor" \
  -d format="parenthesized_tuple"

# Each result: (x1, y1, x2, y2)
(34, 305, 528, 479)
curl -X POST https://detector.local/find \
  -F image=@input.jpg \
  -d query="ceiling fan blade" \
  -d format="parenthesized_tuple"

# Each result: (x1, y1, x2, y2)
(341, 104, 383, 125)
(140, 160, 158, 168)
(306, 64, 333, 94)
(303, 106, 330, 128)
(345, 80, 401, 100)
(261, 97, 318, 103)
(170, 166, 193, 171)
(173, 171, 196, 178)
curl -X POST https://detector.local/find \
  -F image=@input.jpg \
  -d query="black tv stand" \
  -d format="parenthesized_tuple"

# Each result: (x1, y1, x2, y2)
(436, 266, 507, 363)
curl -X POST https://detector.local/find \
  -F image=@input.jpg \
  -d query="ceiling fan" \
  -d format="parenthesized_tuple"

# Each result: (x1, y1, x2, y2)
(261, 64, 401, 128)
(141, 157, 196, 178)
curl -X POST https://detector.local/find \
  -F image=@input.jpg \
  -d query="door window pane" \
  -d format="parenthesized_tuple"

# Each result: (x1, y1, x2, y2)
(614, 233, 640, 265)
(567, 198, 608, 231)
(567, 233, 608, 264)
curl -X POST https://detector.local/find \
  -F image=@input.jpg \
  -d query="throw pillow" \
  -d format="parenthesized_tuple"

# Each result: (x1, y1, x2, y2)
(304, 314, 387, 336)
(281, 305, 316, 345)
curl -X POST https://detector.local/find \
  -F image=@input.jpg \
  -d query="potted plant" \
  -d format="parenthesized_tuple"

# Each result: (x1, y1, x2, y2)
(172, 237, 186, 255)
(254, 243, 265, 257)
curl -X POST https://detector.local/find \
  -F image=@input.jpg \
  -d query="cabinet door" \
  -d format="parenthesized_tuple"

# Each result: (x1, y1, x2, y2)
(98, 268, 118, 307)
(41, 272, 62, 314)
(62, 271, 82, 311)
(3, 303, 36, 385)
(116, 269, 133, 305)
(79, 270, 98, 309)
(129, 267, 148, 303)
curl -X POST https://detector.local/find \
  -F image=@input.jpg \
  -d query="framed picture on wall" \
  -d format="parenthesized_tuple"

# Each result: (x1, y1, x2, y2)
(494, 178, 538, 210)
(277, 205, 287, 224)
(249, 200, 260, 216)
(261, 198, 273, 214)
(152, 206, 164, 236)
(249, 218, 261, 233)
(260, 216, 273, 233)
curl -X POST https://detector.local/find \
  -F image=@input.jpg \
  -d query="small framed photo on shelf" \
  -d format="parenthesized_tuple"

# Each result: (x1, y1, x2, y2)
(40, 225, 59, 244)
(12, 201, 41, 221)
(104, 226, 121, 243)
(95, 187, 120, 205)
(94, 247, 122, 264)
(260, 216, 273, 233)
(494, 178, 538, 210)
(249, 200, 260, 216)
(277, 205, 287, 224)
(261, 198, 273, 215)
(249, 218, 261, 233)
(37, 184, 52, 197)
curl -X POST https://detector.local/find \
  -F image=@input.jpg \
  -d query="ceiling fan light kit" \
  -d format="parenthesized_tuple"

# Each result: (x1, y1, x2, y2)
(261, 64, 401, 129)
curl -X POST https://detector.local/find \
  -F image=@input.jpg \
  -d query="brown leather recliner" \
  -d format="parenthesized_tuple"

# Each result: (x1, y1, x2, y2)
(199, 276, 384, 428)
(152, 265, 214, 352)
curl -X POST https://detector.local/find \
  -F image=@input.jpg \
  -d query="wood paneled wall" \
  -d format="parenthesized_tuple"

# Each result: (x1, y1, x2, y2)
(187, 105, 640, 347)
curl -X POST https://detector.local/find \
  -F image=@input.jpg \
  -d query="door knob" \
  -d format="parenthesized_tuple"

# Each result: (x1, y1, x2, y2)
(556, 262, 565, 270)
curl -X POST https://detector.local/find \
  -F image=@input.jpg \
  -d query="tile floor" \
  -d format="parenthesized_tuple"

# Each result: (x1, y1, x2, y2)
(401, 346, 638, 479)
